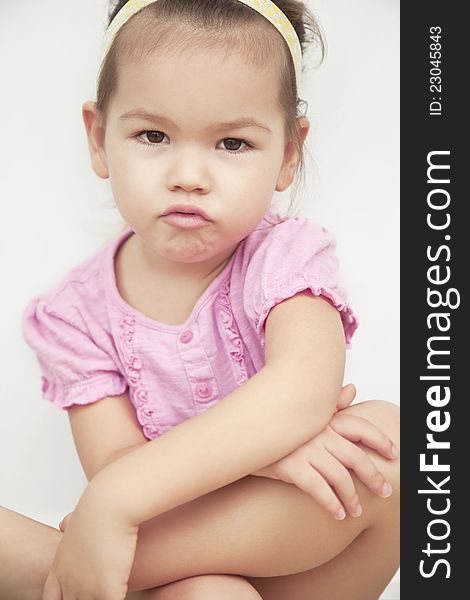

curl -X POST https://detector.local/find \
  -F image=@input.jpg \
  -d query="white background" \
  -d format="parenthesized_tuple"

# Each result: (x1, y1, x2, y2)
(0, 0, 399, 528)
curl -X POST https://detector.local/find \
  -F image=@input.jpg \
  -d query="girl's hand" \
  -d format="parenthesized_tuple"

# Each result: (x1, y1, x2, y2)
(58, 512, 72, 532)
(43, 486, 138, 600)
(334, 382, 357, 412)
(251, 392, 398, 520)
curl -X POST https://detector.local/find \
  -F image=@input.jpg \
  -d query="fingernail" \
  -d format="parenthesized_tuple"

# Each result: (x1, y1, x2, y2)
(351, 504, 362, 518)
(335, 507, 346, 520)
(380, 482, 393, 498)
(390, 445, 399, 458)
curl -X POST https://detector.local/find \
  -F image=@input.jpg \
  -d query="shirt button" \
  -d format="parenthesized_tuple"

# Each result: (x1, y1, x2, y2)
(180, 330, 193, 344)
(196, 382, 213, 399)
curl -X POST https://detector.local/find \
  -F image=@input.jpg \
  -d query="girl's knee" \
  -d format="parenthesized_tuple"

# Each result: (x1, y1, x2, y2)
(142, 575, 262, 599)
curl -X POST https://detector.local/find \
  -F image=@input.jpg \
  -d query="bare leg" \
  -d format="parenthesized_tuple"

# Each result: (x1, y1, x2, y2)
(126, 400, 399, 594)
(0, 507, 260, 600)
(245, 400, 400, 600)
(0, 400, 399, 600)
(246, 513, 399, 600)
(0, 507, 61, 600)
(126, 575, 262, 599)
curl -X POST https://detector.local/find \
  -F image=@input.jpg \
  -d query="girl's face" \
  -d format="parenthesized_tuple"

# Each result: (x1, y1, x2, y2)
(84, 44, 309, 273)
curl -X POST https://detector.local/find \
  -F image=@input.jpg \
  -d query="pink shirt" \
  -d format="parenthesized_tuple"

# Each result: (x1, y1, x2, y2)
(22, 210, 358, 441)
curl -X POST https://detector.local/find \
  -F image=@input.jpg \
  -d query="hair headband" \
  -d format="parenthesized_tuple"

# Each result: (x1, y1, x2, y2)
(101, 0, 303, 97)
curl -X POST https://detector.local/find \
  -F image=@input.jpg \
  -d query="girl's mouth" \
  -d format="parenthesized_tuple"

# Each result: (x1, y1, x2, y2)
(160, 212, 210, 229)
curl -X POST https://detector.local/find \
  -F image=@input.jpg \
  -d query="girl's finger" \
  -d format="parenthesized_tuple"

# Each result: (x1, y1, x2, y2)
(306, 447, 362, 518)
(330, 413, 398, 460)
(288, 465, 347, 520)
(58, 512, 72, 533)
(324, 430, 393, 499)
(336, 383, 357, 410)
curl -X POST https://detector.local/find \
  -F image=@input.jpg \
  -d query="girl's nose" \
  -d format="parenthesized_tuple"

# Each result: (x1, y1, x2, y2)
(166, 149, 211, 194)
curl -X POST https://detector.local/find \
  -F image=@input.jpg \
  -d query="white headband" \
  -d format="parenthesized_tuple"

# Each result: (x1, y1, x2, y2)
(101, 0, 303, 97)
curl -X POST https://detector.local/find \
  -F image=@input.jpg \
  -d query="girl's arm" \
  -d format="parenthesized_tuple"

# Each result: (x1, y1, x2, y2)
(87, 292, 344, 526)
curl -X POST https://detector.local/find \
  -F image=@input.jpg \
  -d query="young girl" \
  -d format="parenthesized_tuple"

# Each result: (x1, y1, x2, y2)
(0, 1, 399, 599)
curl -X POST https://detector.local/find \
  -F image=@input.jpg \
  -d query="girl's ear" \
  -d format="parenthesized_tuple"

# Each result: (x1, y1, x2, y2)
(82, 101, 109, 179)
(276, 116, 310, 192)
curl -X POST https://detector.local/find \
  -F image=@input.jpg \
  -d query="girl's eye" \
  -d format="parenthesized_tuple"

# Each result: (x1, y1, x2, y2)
(220, 138, 251, 154)
(135, 131, 167, 146)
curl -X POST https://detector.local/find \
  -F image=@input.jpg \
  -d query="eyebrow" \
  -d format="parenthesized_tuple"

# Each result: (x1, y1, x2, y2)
(119, 110, 272, 134)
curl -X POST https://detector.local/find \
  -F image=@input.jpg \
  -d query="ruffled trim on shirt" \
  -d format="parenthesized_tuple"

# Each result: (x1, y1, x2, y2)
(119, 314, 161, 440)
(217, 279, 249, 386)
(256, 277, 359, 349)
(41, 374, 127, 410)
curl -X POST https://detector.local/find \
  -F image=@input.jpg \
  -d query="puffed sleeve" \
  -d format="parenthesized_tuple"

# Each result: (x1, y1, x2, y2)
(22, 297, 127, 410)
(243, 218, 359, 347)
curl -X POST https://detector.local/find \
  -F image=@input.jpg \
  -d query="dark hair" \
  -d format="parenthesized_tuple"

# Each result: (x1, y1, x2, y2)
(97, 0, 325, 217)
